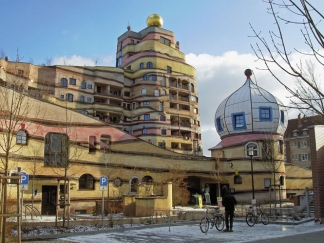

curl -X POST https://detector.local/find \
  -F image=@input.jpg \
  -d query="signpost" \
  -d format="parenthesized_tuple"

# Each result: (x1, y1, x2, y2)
(19, 174, 29, 221)
(99, 176, 108, 226)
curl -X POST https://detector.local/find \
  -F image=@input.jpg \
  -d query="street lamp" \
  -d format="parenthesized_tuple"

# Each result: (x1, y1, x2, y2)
(248, 147, 255, 200)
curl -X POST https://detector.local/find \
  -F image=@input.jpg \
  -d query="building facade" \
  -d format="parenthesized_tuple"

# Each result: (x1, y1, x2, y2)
(0, 14, 202, 156)
(284, 114, 324, 169)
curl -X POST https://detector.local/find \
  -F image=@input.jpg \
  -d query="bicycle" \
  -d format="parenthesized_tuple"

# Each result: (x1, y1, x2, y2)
(245, 203, 269, 227)
(199, 206, 224, 233)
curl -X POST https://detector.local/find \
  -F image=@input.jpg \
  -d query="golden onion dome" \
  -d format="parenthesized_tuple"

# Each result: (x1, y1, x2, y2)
(146, 14, 163, 28)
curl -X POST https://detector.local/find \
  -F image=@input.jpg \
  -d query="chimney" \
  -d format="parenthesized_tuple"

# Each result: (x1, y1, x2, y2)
(298, 114, 301, 126)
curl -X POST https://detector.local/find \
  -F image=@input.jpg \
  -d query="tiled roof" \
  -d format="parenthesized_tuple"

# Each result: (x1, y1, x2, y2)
(284, 115, 324, 139)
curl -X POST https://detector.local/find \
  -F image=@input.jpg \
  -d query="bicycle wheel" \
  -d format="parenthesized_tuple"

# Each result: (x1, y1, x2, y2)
(199, 217, 209, 233)
(261, 212, 269, 225)
(215, 215, 225, 231)
(246, 212, 255, 227)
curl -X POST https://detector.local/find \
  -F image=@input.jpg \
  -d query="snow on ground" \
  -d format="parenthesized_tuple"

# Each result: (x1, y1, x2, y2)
(57, 221, 324, 243)
(10, 205, 323, 242)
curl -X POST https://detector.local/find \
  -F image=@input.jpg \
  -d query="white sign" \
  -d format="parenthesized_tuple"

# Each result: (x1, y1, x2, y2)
(99, 186, 108, 191)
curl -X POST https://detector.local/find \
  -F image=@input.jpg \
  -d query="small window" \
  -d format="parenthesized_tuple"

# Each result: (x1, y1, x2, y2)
(131, 39, 135, 44)
(160, 37, 171, 46)
(69, 78, 76, 85)
(60, 78, 68, 87)
(60, 94, 65, 99)
(259, 107, 272, 121)
(86, 97, 92, 103)
(300, 140, 308, 148)
(114, 177, 122, 187)
(81, 109, 88, 115)
(278, 140, 284, 154)
(245, 142, 258, 157)
(79, 174, 95, 190)
(234, 175, 242, 184)
(160, 115, 166, 121)
(143, 75, 149, 80)
(141, 88, 147, 95)
(161, 89, 166, 95)
(87, 83, 93, 89)
(17, 70, 24, 77)
(66, 93, 73, 102)
(80, 95, 84, 103)
(167, 66, 172, 74)
(132, 102, 136, 110)
(143, 101, 150, 105)
(216, 117, 223, 132)
(161, 129, 166, 135)
(158, 142, 165, 148)
(300, 153, 309, 161)
(147, 62, 153, 68)
(159, 102, 163, 111)
(17, 130, 27, 145)
(280, 110, 285, 124)
(140, 62, 144, 69)
(194, 108, 198, 114)
(154, 90, 160, 96)
(81, 81, 86, 89)
(142, 126, 147, 134)
(151, 75, 157, 81)
(144, 114, 150, 121)
(142, 176, 153, 183)
(232, 112, 246, 130)
(264, 178, 271, 188)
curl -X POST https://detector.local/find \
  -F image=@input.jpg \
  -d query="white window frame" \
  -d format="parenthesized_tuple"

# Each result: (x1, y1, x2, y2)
(245, 142, 259, 157)
(301, 153, 308, 161)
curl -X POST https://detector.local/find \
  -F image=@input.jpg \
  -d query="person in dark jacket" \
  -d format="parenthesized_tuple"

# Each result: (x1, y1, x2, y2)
(222, 189, 237, 232)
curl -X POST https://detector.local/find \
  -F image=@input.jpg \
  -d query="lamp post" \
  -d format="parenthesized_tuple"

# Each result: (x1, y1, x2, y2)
(248, 147, 255, 200)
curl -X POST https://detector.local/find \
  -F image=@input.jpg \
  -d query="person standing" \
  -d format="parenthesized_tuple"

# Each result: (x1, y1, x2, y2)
(222, 189, 237, 232)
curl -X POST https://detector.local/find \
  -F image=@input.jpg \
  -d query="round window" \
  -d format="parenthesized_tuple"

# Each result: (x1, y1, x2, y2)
(114, 177, 122, 187)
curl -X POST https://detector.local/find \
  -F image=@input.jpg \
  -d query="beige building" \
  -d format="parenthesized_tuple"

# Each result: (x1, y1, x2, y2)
(0, 14, 201, 157)
(285, 114, 324, 169)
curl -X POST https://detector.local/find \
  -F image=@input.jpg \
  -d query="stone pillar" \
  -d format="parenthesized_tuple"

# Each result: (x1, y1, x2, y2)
(309, 125, 324, 222)
(163, 182, 173, 209)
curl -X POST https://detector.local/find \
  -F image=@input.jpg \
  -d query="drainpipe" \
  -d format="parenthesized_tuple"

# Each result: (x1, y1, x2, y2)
(305, 187, 310, 217)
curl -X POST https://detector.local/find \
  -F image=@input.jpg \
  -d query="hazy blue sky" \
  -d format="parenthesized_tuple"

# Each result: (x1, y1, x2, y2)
(1, 0, 323, 156)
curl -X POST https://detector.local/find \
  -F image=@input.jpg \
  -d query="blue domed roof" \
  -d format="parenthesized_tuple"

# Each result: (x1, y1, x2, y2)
(215, 72, 288, 138)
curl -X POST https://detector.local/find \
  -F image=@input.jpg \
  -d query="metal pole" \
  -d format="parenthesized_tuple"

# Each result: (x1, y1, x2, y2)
(21, 190, 24, 221)
(102, 190, 104, 226)
(250, 155, 255, 200)
(17, 182, 21, 243)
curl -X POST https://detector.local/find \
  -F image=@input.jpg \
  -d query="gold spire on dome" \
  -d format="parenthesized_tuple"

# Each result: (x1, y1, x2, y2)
(146, 14, 163, 28)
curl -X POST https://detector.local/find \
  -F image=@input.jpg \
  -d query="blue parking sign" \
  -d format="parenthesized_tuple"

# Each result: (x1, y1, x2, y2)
(100, 176, 108, 186)
(19, 174, 29, 185)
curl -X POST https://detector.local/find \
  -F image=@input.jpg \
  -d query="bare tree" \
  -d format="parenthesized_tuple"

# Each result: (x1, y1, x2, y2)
(0, 59, 43, 242)
(250, 0, 324, 117)
(44, 101, 83, 227)
(26, 142, 44, 219)
(160, 162, 190, 207)
(259, 136, 285, 206)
